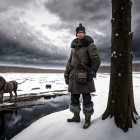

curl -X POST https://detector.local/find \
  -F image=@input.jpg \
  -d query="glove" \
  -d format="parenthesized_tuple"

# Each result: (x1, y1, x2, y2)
(87, 71, 96, 81)
(64, 76, 69, 85)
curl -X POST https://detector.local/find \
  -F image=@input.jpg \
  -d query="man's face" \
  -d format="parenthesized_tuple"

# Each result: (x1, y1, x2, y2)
(77, 31, 85, 40)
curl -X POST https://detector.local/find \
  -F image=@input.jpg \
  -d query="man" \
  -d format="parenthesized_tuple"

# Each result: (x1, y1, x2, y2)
(64, 23, 101, 129)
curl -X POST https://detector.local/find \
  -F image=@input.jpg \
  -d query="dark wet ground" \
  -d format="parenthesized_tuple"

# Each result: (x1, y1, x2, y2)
(0, 95, 70, 140)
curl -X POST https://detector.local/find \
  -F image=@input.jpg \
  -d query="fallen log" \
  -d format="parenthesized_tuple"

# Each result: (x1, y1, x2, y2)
(3, 93, 67, 103)
(0, 103, 45, 111)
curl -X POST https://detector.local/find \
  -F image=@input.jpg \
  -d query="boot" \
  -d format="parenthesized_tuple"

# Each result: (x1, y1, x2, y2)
(67, 112, 80, 122)
(83, 115, 91, 129)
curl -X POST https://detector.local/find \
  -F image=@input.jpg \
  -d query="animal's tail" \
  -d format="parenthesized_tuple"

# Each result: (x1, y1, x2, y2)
(18, 79, 28, 84)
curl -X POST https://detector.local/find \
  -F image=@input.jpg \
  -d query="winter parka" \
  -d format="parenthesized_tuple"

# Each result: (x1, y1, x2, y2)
(64, 35, 101, 94)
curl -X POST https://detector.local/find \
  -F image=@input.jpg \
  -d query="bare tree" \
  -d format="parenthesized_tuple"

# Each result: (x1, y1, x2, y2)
(102, 0, 139, 132)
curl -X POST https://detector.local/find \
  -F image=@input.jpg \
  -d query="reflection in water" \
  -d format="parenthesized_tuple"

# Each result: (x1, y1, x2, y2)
(0, 95, 70, 140)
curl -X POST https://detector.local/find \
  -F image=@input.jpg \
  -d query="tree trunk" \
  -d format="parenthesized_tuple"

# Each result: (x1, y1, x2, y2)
(102, 0, 139, 132)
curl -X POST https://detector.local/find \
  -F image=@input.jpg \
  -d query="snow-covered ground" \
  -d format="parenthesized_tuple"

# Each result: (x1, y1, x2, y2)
(1, 73, 68, 97)
(2, 72, 140, 140)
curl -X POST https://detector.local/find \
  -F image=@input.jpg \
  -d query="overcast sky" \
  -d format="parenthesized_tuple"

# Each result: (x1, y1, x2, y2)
(0, 0, 139, 68)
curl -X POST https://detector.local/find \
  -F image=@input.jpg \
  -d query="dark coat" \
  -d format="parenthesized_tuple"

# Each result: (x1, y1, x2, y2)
(64, 35, 101, 94)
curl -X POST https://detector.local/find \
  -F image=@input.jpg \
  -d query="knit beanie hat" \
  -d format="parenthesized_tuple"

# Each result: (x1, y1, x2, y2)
(76, 23, 86, 36)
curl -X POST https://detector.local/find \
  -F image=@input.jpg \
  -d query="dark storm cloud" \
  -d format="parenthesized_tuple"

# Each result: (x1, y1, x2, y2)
(0, 0, 140, 68)
(0, 0, 69, 67)
(44, 0, 111, 35)
(0, 33, 67, 66)
(0, 0, 32, 12)
(44, 0, 140, 62)
(45, 0, 110, 22)
(44, 0, 111, 61)
(133, 0, 140, 12)
(0, 12, 68, 66)
(131, 0, 140, 60)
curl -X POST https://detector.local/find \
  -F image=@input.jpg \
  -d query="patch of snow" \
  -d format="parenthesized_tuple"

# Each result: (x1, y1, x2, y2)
(0, 102, 14, 106)
(111, 51, 117, 58)
(129, 32, 134, 36)
(1, 73, 68, 97)
(111, 18, 115, 22)
(12, 73, 140, 140)
(118, 73, 122, 77)
(121, 7, 124, 10)
(115, 33, 119, 37)
(113, 51, 116, 54)
(130, 52, 133, 56)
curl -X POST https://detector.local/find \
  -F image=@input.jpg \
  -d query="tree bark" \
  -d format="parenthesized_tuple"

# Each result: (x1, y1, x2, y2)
(102, 0, 139, 132)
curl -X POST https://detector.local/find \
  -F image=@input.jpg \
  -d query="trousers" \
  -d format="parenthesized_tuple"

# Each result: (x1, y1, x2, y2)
(69, 93, 94, 115)
(71, 93, 92, 105)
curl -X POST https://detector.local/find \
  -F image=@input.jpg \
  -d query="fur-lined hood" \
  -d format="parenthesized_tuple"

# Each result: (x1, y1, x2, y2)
(71, 35, 94, 48)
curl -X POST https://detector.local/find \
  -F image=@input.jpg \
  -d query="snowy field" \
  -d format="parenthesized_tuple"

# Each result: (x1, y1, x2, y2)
(1, 73, 68, 97)
(1, 72, 140, 140)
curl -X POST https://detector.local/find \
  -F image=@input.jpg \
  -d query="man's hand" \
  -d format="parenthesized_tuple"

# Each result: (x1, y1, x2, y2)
(88, 71, 96, 81)
(64, 76, 69, 85)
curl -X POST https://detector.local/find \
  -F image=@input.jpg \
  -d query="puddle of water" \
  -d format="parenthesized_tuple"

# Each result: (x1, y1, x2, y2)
(0, 95, 70, 140)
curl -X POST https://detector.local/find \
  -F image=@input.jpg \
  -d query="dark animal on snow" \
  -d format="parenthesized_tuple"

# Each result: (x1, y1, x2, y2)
(46, 84, 52, 89)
